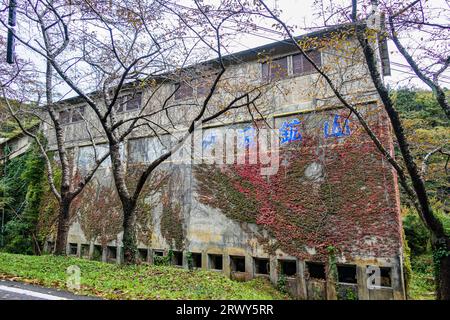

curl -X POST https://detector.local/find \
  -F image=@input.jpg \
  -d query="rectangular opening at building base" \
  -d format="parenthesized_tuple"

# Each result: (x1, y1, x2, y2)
(93, 245, 102, 261)
(338, 264, 357, 284)
(279, 259, 297, 277)
(380, 267, 392, 287)
(138, 249, 148, 262)
(46, 241, 54, 253)
(191, 253, 202, 268)
(172, 251, 183, 266)
(254, 258, 270, 275)
(81, 244, 89, 257)
(153, 250, 164, 257)
(69, 243, 78, 256)
(107, 246, 117, 261)
(208, 254, 223, 270)
(230, 256, 246, 272)
(306, 262, 326, 280)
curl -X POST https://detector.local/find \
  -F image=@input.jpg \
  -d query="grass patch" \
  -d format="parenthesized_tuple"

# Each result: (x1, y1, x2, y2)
(0, 252, 289, 300)
(408, 254, 436, 300)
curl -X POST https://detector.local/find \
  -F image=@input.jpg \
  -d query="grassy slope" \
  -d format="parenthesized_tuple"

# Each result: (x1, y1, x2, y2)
(0, 252, 288, 300)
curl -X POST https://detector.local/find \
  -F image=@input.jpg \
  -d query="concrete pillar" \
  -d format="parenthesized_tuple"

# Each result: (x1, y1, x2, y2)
(201, 251, 208, 270)
(269, 255, 278, 285)
(245, 255, 253, 281)
(297, 260, 307, 299)
(323, 259, 337, 300)
(149, 249, 154, 265)
(116, 246, 122, 265)
(223, 254, 231, 278)
(101, 246, 107, 262)
(357, 264, 370, 300)
(65, 242, 71, 256)
(89, 242, 94, 260)
(77, 243, 82, 258)
(326, 279, 337, 300)
(182, 251, 189, 270)
(392, 255, 406, 300)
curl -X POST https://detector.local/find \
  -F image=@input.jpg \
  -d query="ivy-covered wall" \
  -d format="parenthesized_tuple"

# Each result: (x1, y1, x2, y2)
(193, 106, 402, 262)
(64, 104, 402, 267)
(0, 141, 47, 254)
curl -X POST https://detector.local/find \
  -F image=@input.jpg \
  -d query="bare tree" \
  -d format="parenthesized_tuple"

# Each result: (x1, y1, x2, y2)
(0, 1, 111, 254)
(1, 0, 267, 263)
(1, 66, 111, 255)
(384, 0, 449, 119)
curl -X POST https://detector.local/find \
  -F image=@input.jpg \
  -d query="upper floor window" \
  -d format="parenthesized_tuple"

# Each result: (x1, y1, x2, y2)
(197, 76, 216, 97)
(59, 109, 71, 124)
(59, 106, 85, 124)
(292, 50, 321, 75)
(117, 93, 142, 113)
(174, 82, 194, 100)
(262, 56, 288, 81)
(71, 106, 85, 122)
(261, 50, 321, 81)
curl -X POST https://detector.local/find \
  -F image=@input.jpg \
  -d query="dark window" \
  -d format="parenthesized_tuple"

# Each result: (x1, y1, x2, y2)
(172, 251, 183, 266)
(81, 244, 90, 257)
(107, 246, 117, 260)
(117, 99, 125, 113)
(262, 56, 288, 81)
(279, 259, 297, 277)
(71, 106, 85, 122)
(208, 254, 223, 270)
(338, 265, 357, 284)
(306, 262, 326, 280)
(46, 241, 54, 253)
(59, 106, 85, 124)
(174, 82, 194, 100)
(59, 109, 71, 124)
(93, 245, 102, 261)
(197, 77, 214, 97)
(380, 267, 392, 287)
(191, 253, 202, 268)
(254, 258, 270, 275)
(230, 256, 246, 272)
(292, 50, 321, 75)
(125, 93, 142, 111)
(117, 93, 142, 112)
(138, 249, 148, 262)
(153, 250, 164, 257)
(69, 243, 78, 256)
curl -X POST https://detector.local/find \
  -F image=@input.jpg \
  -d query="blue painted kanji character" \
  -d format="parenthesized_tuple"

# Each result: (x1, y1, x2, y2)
(279, 118, 302, 144)
(202, 133, 216, 149)
(324, 115, 351, 138)
(238, 126, 256, 148)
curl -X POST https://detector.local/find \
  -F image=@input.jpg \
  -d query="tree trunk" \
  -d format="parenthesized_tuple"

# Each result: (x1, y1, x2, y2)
(122, 200, 138, 264)
(54, 200, 71, 255)
(435, 239, 450, 300)
(356, 27, 449, 300)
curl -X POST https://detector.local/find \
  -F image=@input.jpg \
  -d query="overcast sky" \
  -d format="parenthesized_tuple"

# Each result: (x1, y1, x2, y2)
(9, 0, 449, 100)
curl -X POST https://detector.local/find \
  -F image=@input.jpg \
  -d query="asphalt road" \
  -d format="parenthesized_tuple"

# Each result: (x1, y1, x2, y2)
(0, 279, 100, 300)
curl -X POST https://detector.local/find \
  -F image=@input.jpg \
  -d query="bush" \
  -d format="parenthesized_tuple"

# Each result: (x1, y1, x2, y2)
(402, 207, 430, 256)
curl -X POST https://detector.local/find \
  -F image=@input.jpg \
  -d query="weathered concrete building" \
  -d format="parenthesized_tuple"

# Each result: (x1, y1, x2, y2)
(42, 24, 406, 300)
(0, 131, 34, 163)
